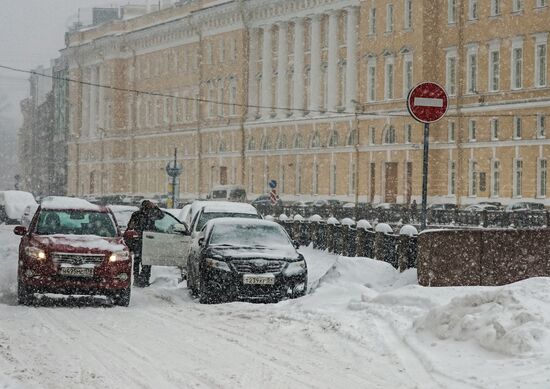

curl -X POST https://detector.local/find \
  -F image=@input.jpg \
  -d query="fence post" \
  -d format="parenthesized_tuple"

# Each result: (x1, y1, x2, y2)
(398, 225, 418, 272)
(341, 218, 356, 256)
(355, 220, 373, 257)
(374, 223, 393, 262)
(326, 217, 340, 253)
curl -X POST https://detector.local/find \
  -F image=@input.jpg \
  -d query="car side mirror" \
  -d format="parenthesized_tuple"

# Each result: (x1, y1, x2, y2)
(198, 237, 205, 246)
(173, 223, 189, 235)
(13, 226, 27, 236)
(123, 230, 139, 240)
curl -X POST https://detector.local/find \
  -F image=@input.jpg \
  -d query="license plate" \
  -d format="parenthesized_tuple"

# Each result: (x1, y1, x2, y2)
(59, 266, 94, 278)
(243, 274, 275, 285)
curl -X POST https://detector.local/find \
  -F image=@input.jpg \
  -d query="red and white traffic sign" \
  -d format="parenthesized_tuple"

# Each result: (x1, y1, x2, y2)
(407, 82, 448, 123)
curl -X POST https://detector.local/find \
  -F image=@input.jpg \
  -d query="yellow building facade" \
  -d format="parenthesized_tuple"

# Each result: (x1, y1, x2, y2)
(63, 0, 550, 205)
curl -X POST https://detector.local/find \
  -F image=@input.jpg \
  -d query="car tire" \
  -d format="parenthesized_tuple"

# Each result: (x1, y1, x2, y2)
(111, 287, 131, 307)
(198, 273, 217, 304)
(17, 282, 34, 306)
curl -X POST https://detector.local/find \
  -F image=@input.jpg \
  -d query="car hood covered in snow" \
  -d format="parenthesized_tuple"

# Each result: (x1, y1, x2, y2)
(30, 234, 126, 254)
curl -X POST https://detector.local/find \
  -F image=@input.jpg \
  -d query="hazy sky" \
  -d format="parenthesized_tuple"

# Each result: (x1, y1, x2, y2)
(0, 0, 144, 126)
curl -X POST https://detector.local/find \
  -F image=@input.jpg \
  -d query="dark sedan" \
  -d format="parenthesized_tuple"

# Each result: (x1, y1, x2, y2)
(187, 218, 307, 304)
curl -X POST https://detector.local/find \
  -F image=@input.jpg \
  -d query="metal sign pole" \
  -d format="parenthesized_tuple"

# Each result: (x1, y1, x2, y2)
(172, 147, 177, 208)
(421, 122, 429, 230)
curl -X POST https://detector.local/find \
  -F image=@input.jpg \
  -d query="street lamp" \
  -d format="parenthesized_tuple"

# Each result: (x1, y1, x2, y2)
(350, 99, 362, 217)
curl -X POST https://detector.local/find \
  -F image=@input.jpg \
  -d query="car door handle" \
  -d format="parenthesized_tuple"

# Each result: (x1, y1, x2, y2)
(145, 235, 154, 239)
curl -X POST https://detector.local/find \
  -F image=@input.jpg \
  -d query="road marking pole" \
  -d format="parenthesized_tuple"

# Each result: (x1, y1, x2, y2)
(421, 123, 429, 230)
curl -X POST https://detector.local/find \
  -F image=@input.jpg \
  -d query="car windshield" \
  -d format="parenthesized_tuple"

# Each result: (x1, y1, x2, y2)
(197, 212, 260, 231)
(35, 210, 117, 237)
(211, 190, 227, 199)
(210, 223, 291, 247)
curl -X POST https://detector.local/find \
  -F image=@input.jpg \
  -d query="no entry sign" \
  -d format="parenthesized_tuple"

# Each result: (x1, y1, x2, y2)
(407, 82, 448, 123)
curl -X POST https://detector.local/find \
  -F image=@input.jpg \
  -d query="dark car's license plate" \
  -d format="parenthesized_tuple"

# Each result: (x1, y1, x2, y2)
(59, 266, 94, 278)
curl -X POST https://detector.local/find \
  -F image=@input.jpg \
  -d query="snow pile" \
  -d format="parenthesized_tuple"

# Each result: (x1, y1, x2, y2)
(415, 280, 550, 356)
(1, 190, 37, 221)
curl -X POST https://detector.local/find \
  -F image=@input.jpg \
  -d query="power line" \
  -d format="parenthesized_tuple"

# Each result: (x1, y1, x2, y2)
(1, 63, 549, 119)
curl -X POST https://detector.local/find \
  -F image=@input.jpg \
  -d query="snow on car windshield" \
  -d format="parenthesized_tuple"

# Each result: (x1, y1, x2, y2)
(35, 210, 117, 237)
(210, 223, 291, 247)
(197, 212, 260, 231)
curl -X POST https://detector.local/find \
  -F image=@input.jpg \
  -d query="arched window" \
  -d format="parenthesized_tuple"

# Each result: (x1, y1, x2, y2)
(383, 125, 396, 144)
(347, 129, 358, 145)
(278, 134, 287, 149)
(311, 131, 322, 148)
(294, 133, 304, 148)
(261, 135, 271, 150)
(328, 130, 339, 147)
(219, 137, 227, 152)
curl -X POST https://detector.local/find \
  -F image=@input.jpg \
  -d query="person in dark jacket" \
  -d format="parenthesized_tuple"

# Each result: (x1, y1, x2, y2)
(126, 200, 164, 287)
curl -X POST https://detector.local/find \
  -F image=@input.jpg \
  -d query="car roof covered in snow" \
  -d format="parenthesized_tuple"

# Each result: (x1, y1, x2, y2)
(41, 196, 104, 211)
(204, 217, 285, 236)
(201, 201, 258, 215)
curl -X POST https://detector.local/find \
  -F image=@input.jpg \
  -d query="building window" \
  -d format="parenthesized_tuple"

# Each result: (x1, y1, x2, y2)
(328, 130, 339, 147)
(538, 159, 548, 197)
(488, 48, 500, 92)
(490, 0, 501, 16)
(537, 0, 548, 7)
(448, 120, 456, 142)
(384, 126, 396, 144)
(469, 119, 477, 141)
(491, 160, 500, 197)
(537, 114, 546, 138)
(369, 7, 377, 34)
(295, 161, 301, 195)
(404, 0, 412, 30)
(449, 160, 456, 195)
(467, 48, 478, 94)
(347, 129, 358, 146)
(514, 116, 522, 139)
(446, 50, 457, 95)
(448, 0, 457, 23)
(370, 126, 376, 144)
(349, 162, 357, 194)
(512, 42, 523, 90)
(513, 159, 523, 197)
(536, 41, 547, 88)
(311, 131, 321, 148)
(386, 4, 394, 33)
(469, 160, 478, 196)
(512, 0, 524, 12)
(330, 163, 337, 195)
(229, 77, 237, 115)
(403, 54, 413, 96)
(491, 118, 499, 140)
(218, 79, 225, 117)
(367, 60, 376, 101)
(469, 0, 478, 20)
(405, 124, 412, 143)
(384, 57, 394, 100)
(312, 162, 319, 194)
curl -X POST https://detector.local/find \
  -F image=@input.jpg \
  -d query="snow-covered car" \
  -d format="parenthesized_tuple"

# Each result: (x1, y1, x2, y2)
(427, 203, 457, 211)
(251, 194, 283, 207)
(187, 218, 307, 303)
(464, 204, 499, 212)
(14, 196, 133, 306)
(108, 205, 139, 229)
(0, 190, 37, 224)
(207, 185, 247, 202)
(162, 204, 191, 224)
(505, 202, 546, 212)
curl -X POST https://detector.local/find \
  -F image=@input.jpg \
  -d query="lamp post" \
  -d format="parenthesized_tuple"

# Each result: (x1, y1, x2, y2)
(351, 99, 362, 219)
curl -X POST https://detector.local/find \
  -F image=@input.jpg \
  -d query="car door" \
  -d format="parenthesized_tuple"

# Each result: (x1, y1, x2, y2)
(141, 212, 192, 267)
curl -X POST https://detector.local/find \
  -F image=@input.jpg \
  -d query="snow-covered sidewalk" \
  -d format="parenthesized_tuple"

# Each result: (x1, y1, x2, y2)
(1, 225, 550, 388)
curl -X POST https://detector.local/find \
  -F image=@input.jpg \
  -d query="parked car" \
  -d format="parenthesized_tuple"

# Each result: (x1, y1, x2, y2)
(505, 202, 546, 212)
(313, 199, 342, 207)
(464, 204, 499, 212)
(427, 203, 457, 211)
(0, 190, 37, 224)
(187, 218, 307, 303)
(207, 185, 247, 202)
(108, 205, 139, 229)
(14, 196, 133, 306)
(251, 194, 283, 207)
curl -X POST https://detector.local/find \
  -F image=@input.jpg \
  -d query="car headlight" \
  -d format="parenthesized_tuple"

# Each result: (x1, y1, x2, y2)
(109, 251, 130, 262)
(25, 246, 46, 260)
(205, 258, 231, 272)
(283, 260, 307, 276)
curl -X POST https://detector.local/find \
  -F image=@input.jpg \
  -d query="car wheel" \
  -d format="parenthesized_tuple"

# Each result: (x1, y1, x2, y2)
(198, 273, 217, 304)
(111, 287, 131, 307)
(17, 282, 34, 306)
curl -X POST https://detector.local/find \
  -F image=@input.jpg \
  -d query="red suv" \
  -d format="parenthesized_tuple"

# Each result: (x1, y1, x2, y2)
(14, 197, 134, 306)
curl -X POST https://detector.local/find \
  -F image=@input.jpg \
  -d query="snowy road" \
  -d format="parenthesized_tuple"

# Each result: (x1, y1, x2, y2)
(1, 225, 550, 389)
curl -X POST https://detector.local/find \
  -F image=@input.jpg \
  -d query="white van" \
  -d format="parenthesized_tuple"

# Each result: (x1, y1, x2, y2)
(207, 185, 247, 202)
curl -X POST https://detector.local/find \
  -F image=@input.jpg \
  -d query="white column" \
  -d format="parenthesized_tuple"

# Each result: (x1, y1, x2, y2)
(293, 18, 305, 115)
(89, 66, 97, 135)
(327, 11, 339, 112)
(276, 22, 288, 118)
(309, 15, 322, 114)
(98, 65, 105, 129)
(345, 6, 359, 112)
(248, 28, 259, 119)
(261, 25, 273, 118)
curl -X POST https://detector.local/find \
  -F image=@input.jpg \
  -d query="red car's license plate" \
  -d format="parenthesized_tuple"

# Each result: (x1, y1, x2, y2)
(59, 266, 94, 278)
